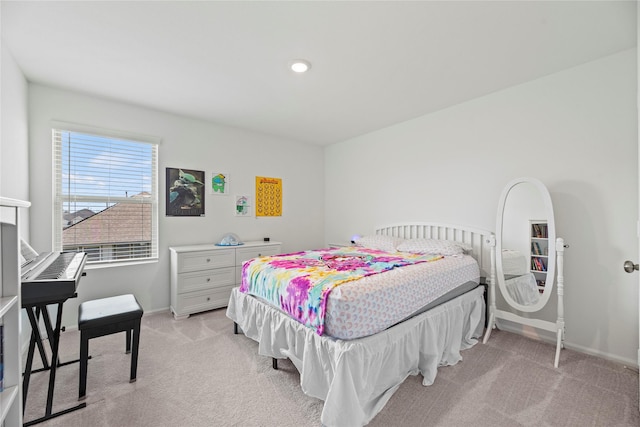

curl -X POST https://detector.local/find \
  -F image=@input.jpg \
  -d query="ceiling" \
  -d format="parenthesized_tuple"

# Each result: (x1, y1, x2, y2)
(2, 1, 636, 146)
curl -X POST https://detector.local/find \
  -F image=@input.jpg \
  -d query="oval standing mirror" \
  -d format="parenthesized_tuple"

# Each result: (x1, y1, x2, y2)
(496, 177, 556, 312)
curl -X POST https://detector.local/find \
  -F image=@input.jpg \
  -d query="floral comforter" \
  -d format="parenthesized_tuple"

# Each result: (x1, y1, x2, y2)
(239, 247, 443, 335)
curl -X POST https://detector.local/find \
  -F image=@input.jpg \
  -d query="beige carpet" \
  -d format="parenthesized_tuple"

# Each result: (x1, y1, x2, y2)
(23, 307, 639, 426)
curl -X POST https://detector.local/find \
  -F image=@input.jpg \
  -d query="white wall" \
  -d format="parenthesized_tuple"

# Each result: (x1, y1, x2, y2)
(28, 85, 325, 328)
(1, 38, 32, 349)
(325, 49, 638, 366)
(1, 39, 30, 219)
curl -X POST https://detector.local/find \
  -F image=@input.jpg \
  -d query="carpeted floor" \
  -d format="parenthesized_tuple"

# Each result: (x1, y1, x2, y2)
(23, 308, 639, 426)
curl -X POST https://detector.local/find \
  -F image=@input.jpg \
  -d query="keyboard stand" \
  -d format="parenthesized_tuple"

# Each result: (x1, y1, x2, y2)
(22, 297, 86, 426)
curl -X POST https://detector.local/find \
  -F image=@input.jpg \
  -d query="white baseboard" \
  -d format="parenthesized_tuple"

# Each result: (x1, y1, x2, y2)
(563, 341, 638, 370)
(144, 306, 171, 316)
(493, 321, 638, 369)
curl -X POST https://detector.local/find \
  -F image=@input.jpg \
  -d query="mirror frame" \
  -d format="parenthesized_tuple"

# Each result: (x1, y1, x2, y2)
(496, 177, 556, 312)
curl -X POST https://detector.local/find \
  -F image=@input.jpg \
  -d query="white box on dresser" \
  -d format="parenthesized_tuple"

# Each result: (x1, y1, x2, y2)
(169, 241, 282, 320)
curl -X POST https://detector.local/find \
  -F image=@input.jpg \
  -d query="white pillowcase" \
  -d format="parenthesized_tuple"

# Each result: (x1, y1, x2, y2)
(396, 239, 471, 256)
(354, 235, 405, 252)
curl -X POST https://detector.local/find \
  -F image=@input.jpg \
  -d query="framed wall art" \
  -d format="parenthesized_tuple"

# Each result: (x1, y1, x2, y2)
(255, 176, 282, 217)
(166, 167, 205, 217)
(210, 172, 230, 195)
(234, 194, 252, 217)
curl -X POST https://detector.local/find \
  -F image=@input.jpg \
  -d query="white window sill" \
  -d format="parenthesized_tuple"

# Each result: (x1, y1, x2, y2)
(83, 258, 159, 270)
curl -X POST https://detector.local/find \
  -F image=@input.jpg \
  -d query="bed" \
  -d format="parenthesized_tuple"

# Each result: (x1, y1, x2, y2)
(226, 223, 495, 427)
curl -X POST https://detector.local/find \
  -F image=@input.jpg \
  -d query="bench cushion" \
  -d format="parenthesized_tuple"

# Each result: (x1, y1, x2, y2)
(79, 294, 143, 330)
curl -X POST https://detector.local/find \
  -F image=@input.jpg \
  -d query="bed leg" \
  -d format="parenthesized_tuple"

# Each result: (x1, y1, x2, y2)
(234, 322, 238, 335)
(272, 358, 278, 370)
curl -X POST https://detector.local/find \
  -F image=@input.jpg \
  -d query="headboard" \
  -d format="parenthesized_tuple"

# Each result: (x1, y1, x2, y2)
(375, 222, 496, 281)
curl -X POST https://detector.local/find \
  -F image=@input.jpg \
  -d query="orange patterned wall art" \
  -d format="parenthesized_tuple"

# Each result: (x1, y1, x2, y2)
(255, 176, 282, 217)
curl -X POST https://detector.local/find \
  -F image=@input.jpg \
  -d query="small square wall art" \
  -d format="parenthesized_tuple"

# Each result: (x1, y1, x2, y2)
(210, 172, 230, 195)
(234, 195, 252, 217)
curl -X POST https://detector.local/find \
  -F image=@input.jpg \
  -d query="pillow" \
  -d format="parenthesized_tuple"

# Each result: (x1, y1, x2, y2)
(396, 239, 471, 256)
(354, 235, 405, 252)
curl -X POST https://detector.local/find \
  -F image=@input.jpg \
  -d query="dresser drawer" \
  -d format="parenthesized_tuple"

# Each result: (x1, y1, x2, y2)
(177, 267, 235, 294)
(177, 249, 235, 273)
(173, 285, 235, 316)
(235, 245, 281, 265)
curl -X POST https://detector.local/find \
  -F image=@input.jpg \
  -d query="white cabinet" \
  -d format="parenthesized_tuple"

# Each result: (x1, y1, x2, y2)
(0, 197, 30, 426)
(170, 241, 281, 320)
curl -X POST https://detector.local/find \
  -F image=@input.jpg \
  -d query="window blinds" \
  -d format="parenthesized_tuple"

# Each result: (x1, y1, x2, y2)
(53, 128, 158, 263)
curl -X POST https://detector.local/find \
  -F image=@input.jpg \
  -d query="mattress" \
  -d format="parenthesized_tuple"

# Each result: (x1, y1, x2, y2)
(324, 254, 480, 339)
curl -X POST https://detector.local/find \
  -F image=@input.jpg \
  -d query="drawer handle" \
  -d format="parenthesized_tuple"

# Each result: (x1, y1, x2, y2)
(206, 258, 211, 262)
(206, 297, 210, 301)
(206, 278, 210, 282)
(258, 253, 262, 256)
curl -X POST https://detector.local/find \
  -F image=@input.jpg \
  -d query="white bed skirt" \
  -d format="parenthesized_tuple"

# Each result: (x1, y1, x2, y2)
(226, 286, 485, 427)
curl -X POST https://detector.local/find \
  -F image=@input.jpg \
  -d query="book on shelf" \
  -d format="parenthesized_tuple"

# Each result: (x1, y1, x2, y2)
(531, 241, 542, 255)
(532, 224, 542, 238)
(531, 223, 548, 238)
(539, 258, 547, 271)
(531, 257, 547, 272)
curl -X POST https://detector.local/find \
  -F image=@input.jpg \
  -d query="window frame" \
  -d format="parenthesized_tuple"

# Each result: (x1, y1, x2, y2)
(52, 121, 160, 266)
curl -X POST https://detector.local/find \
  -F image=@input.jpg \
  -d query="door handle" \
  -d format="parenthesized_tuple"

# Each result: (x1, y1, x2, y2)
(623, 260, 639, 273)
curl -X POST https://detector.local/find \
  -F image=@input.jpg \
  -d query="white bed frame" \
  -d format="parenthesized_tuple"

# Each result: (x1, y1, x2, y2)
(375, 222, 495, 281)
(227, 222, 496, 427)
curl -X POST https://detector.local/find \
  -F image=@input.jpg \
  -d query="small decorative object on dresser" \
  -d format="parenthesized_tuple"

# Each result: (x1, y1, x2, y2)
(169, 241, 282, 320)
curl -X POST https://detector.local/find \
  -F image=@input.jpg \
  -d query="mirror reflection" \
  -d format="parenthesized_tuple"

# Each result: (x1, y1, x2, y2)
(500, 181, 552, 308)
(487, 176, 564, 366)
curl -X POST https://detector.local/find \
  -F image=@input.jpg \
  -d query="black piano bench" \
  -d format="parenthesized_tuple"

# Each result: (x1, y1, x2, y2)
(78, 294, 143, 401)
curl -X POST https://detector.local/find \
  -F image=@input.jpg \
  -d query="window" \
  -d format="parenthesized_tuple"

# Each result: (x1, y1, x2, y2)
(53, 125, 158, 264)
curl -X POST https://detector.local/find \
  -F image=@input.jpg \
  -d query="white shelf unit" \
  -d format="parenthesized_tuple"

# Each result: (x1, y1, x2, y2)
(169, 241, 282, 320)
(0, 197, 30, 426)
(529, 220, 549, 292)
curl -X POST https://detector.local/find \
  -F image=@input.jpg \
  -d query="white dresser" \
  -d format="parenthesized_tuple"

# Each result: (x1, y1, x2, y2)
(169, 241, 282, 320)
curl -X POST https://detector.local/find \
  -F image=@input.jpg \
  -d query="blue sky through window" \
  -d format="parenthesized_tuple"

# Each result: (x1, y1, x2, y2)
(61, 131, 153, 214)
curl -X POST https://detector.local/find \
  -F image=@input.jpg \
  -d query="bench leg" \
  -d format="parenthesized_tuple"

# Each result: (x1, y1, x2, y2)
(126, 329, 132, 354)
(78, 333, 89, 400)
(130, 320, 141, 382)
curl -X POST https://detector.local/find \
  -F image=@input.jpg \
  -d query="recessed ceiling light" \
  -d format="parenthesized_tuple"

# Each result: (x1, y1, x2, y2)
(290, 59, 311, 73)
